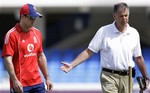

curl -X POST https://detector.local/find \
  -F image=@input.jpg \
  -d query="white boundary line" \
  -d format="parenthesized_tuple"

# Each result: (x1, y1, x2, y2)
(1, 79, 150, 92)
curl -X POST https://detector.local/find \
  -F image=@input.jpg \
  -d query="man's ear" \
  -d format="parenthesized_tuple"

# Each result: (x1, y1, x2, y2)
(113, 13, 116, 20)
(20, 15, 24, 20)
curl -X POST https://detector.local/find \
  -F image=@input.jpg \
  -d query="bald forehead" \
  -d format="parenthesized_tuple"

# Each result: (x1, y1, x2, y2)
(113, 2, 129, 13)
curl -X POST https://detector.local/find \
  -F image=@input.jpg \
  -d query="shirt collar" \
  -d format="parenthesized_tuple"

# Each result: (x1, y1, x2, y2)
(15, 23, 22, 33)
(15, 23, 33, 33)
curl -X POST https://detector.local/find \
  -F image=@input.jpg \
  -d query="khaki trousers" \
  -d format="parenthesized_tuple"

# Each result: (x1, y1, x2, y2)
(100, 71, 133, 93)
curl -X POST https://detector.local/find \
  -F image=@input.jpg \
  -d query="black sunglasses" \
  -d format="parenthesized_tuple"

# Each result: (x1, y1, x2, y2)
(24, 15, 36, 20)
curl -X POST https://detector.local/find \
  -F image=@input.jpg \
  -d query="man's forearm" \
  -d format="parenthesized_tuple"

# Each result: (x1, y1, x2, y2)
(71, 48, 94, 68)
(135, 56, 149, 79)
(38, 53, 50, 80)
(4, 56, 18, 81)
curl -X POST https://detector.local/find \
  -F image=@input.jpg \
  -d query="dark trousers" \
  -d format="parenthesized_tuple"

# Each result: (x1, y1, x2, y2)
(10, 82, 46, 93)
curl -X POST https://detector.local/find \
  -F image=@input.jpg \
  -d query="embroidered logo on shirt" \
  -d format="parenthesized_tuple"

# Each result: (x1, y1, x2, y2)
(22, 40, 25, 42)
(33, 37, 37, 43)
(24, 43, 36, 57)
(27, 43, 34, 52)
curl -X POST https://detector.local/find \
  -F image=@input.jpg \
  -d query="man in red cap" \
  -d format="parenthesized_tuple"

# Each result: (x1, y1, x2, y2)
(2, 3, 53, 93)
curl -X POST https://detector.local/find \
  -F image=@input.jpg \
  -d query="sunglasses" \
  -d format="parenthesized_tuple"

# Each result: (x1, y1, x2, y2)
(24, 15, 36, 20)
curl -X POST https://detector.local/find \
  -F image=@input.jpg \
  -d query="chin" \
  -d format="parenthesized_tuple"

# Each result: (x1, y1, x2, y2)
(29, 25, 33, 28)
(122, 22, 127, 26)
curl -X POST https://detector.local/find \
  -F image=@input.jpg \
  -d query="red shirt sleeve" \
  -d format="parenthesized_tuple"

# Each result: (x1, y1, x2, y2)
(2, 31, 16, 58)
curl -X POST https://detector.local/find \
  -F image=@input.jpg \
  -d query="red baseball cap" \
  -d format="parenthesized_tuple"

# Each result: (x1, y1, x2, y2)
(20, 4, 42, 18)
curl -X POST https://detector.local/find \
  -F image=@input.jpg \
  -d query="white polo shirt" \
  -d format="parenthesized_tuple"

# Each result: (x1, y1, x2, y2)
(88, 21, 142, 70)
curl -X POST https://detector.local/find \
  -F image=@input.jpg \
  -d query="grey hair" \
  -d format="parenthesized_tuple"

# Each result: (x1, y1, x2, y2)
(113, 2, 129, 13)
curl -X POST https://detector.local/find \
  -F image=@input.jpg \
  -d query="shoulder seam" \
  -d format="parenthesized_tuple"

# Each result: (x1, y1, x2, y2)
(4, 27, 16, 44)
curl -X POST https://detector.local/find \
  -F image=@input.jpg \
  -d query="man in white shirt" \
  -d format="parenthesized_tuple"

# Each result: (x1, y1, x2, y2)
(60, 2, 149, 93)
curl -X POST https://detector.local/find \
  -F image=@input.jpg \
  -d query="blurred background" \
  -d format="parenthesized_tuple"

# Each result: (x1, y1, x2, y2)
(0, 0, 150, 93)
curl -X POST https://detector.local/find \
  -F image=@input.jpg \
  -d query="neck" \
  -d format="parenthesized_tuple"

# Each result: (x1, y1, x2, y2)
(19, 23, 30, 32)
(115, 22, 127, 33)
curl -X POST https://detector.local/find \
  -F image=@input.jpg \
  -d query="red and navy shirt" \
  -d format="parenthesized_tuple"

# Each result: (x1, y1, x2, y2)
(2, 23, 43, 87)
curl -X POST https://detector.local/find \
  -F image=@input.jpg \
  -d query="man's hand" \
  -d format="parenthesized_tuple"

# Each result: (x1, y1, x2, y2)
(136, 76, 150, 92)
(145, 78, 150, 89)
(45, 79, 53, 93)
(12, 80, 23, 93)
(60, 62, 73, 73)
